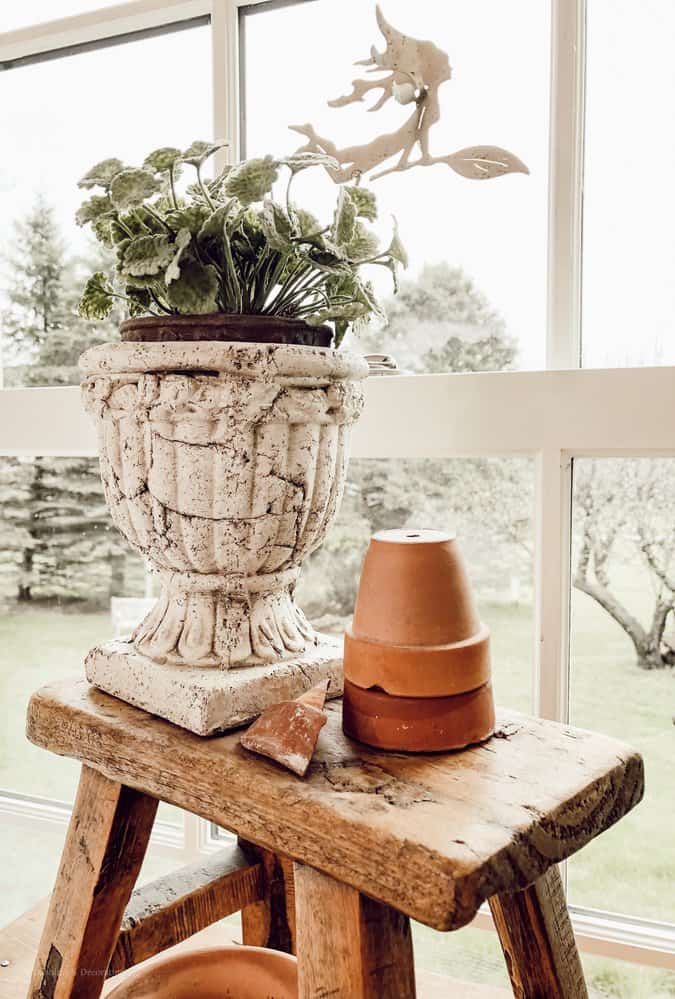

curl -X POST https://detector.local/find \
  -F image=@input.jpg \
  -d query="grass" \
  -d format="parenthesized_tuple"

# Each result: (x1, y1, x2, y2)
(1, 595, 673, 996)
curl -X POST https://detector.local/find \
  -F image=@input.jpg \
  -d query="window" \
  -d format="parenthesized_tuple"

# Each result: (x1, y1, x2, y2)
(0, 22, 212, 387)
(242, 0, 550, 371)
(1, 0, 674, 992)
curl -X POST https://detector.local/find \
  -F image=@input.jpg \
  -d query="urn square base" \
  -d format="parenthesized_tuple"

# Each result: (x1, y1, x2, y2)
(84, 636, 344, 736)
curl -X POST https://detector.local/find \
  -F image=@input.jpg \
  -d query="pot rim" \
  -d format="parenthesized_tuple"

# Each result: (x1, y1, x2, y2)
(105, 944, 298, 998)
(120, 312, 333, 347)
(79, 339, 369, 382)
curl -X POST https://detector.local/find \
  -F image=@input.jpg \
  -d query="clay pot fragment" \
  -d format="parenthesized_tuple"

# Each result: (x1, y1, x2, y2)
(240, 680, 329, 776)
(343, 529, 495, 752)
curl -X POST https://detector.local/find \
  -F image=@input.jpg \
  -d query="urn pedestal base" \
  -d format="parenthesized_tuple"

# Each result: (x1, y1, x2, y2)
(85, 636, 343, 736)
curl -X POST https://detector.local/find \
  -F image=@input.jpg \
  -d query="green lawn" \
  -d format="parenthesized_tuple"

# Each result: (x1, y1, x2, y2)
(1, 596, 673, 996)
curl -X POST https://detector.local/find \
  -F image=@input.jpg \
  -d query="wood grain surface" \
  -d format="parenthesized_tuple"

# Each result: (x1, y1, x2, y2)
(109, 845, 263, 973)
(28, 766, 157, 999)
(490, 865, 588, 999)
(238, 841, 297, 953)
(295, 863, 416, 999)
(27, 678, 644, 931)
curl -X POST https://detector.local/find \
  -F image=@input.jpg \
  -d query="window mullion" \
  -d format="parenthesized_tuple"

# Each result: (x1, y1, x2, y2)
(534, 447, 573, 722)
(546, 0, 586, 371)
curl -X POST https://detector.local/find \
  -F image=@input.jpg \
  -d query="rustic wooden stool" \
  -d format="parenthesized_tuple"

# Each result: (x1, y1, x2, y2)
(25, 678, 643, 999)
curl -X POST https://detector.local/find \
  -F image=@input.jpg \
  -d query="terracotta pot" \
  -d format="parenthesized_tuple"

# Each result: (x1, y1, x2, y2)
(121, 313, 332, 347)
(342, 678, 496, 752)
(80, 331, 368, 669)
(344, 529, 490, 697)
(106, 945, 297, 998)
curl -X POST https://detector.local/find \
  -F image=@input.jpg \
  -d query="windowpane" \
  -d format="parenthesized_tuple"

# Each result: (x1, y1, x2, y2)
(582, 952, 675, 999)
(569, 457, 675, 923)
(0, 455, 152, 801)
(0, 817, 181, 927)
(0, 25, 212, 388)
(582, 1, 675, 366)
(242, 0, 550, 372)
(298, 456, 535, 714)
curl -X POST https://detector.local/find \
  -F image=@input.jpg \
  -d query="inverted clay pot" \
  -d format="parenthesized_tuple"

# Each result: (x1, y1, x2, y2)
(80, 332, 368, 669)
(342, 678, 496, 752)
(106, 945, 297, 999)
(344, 528, 491, 697)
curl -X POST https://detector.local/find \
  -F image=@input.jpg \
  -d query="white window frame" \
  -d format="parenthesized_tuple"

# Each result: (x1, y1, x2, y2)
(1, 0, 674, 973)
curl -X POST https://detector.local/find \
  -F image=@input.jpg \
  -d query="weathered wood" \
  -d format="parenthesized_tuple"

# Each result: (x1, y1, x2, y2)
(294, 863, 416, 999)
(238, 841, 296, 953)
(27, 679, 644, 931)
(489, 865, 588, 999)
(109, 845, 263, 974)
(28, 765, 157, 999)
(0, 902, 508, 999)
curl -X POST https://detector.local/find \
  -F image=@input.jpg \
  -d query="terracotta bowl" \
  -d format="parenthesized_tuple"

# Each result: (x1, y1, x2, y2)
(344, 529, 490, 698)
(342, 679, 496, 753)
(106, 945, 297, 999)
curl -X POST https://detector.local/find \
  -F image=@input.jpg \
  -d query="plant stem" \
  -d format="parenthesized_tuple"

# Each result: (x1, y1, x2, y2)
(196, 163, 216, 212)
(143, 205, 171, 232)
(168, 165, 179, 211)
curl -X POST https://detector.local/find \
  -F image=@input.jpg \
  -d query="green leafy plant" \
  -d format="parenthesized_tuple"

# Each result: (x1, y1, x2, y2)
(76, 141, 407, 347)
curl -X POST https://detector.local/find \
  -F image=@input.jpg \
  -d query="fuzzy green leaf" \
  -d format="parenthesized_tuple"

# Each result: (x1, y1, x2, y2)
(78, 158, 126, 190)
(143, 147, 182, 173)
(386, 217, 408, 268)
(166, 259, 219, 314)
(224, 156, 279, 205)
(333, 187, 357, 247)
(260, 199, 293, 252)
(181, 140, 229, 167)
(294, 207, 321, 236)
(121, 234, 174, 277)
(305, 302, 368, 326)
(165, 228, 192, 285)
(344, 185, 377, 222)
(281, 151, 339, 173)
(91, 216, 114, 248)
(165, 204, 210, 235)
(343, 221, 379, 262)
(110, 169, 160, 210)
(78, 272, 114, 319)
(125, 287, 153, 317)
(75, 194, 114, 227)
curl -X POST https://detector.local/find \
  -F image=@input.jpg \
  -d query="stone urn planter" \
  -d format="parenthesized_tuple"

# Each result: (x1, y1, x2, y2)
(80, 316, 368, 734)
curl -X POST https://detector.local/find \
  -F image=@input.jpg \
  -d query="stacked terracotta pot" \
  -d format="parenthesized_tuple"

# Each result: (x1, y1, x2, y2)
(343, 529, 495, 752)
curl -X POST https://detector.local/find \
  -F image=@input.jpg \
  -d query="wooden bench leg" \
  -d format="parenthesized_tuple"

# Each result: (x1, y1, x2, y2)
(294, 863, 416, 999)
(28, 765, 158, 999)
(238, 841, 296, 954)
(489, 865, 589, 999)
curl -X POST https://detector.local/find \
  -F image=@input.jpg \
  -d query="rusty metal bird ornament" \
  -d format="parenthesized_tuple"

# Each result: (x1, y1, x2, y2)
(290, 4, 528, 184)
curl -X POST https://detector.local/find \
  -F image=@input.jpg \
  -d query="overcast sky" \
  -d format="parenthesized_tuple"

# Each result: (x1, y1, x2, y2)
(1, 0, 673, 370)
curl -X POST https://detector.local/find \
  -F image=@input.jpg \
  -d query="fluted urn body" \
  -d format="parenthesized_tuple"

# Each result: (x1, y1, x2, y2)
(80, 338, 368, 669)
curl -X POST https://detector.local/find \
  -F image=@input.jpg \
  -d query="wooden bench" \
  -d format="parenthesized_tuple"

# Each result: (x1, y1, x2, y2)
(22, 678, 643, 998)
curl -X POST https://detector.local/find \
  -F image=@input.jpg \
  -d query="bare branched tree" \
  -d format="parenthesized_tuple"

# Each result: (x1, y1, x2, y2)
(573, 459, 675, 669)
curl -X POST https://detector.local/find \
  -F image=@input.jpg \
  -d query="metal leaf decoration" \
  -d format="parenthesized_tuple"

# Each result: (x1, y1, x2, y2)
(291, 4, 528, 185)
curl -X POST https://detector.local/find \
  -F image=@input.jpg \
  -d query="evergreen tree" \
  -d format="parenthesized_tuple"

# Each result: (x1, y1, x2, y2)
(2, 196, 119, 386)
(0, 196, 132, 605)
(2, 194, 65, 364)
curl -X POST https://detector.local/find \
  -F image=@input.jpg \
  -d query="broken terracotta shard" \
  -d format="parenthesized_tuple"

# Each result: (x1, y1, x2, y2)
(240, 680, 329, 777)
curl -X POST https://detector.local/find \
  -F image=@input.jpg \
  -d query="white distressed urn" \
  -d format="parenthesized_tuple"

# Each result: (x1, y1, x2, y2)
(80, 326, 368, 734)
